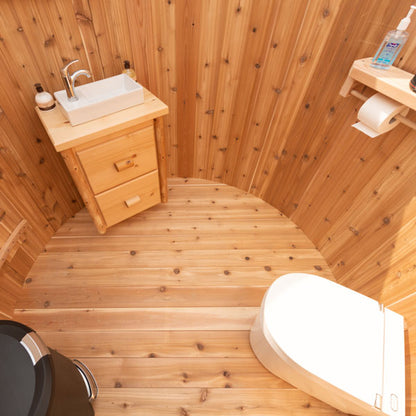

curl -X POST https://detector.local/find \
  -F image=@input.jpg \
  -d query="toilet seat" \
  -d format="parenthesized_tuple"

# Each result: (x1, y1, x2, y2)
(250, 273, 405, 416)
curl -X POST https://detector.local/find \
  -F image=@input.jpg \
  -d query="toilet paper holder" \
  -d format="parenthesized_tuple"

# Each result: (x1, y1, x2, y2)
(340, 58, 416, 132)
(350, 89, 416, 131)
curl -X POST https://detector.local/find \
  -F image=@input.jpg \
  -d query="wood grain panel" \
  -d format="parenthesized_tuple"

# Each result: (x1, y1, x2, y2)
(147, 0, 178, 176)
(92, 388, 342, 416)
(16, 180, 342, 414)
(226, 0, 309, 188)
(37, 330, 253, 358)
(175, 0, 202, 177)
(17, 286, 267, 309)
(193, 0, 228, 178)
(25, 264, 331, 289)
(80, 357, 292, 389)
(91, 388, 340, 416)
(205, 0, 253, 181)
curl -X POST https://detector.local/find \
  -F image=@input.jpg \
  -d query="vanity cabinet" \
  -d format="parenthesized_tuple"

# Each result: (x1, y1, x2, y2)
(36, 88, 168, 234)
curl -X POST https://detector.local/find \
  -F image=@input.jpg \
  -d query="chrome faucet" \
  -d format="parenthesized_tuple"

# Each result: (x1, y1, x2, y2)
(60, 59, 91, 101)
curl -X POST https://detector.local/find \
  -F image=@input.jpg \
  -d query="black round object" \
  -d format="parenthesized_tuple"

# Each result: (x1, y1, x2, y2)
(0, 321, 52, 416)
(0, 320, 95, 416)
(0, 333, 35, 415)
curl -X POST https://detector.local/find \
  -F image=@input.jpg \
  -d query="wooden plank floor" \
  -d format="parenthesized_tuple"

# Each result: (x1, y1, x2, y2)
(15, 178, 344, 415)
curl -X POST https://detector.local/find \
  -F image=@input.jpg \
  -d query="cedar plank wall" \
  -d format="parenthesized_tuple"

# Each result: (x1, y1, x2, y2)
(0, 0, 415, 411)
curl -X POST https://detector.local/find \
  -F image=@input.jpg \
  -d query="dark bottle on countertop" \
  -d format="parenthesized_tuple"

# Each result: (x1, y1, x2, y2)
(410, 74, 416, 92)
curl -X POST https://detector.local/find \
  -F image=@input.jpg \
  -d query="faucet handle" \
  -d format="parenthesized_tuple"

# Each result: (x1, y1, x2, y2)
(61, 59, 79, 76)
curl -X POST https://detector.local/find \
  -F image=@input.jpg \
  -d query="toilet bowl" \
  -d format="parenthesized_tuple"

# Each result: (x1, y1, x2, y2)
(250, 273, 405, 416)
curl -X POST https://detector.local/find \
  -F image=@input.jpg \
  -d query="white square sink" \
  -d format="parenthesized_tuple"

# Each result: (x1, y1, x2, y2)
(54, 74, 144, 126)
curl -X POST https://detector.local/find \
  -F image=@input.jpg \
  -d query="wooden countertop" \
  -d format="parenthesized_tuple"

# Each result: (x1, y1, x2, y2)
(340, 57, 416, 111)
(36, 87, 169, 151)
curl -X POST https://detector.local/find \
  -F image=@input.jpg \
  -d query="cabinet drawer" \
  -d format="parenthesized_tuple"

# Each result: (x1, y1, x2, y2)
(96, 170, 161, 227)
(77, 125, 158, 194)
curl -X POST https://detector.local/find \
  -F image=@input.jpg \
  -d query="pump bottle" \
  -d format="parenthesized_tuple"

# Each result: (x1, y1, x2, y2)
(122, 60, 137, 81)
(371, 5, 416, 69)
(34, 83, 55, 111)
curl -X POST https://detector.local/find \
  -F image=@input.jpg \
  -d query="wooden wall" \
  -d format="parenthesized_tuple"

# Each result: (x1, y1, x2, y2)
(0, 0, 415, 412)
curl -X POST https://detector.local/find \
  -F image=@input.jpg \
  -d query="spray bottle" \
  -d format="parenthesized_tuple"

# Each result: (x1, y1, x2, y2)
(371, 5, 416, 69)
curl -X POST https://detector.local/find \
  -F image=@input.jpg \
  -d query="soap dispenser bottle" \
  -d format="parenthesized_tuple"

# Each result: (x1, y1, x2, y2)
(34, 83, 55, 111)
(371, 5, 416, 69)
(122, 60, 137, 81)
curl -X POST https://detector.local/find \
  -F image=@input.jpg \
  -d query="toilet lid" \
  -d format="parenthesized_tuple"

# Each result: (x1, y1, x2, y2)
(0, 321, 52, 416)
(262, 273, 384, 408)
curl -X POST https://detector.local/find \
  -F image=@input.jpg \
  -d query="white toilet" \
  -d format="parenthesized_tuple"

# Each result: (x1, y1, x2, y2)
(250, 273, 405, 416)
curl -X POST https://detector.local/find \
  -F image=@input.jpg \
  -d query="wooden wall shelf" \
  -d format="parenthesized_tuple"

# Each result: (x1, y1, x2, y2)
(340, 57, 416, 111)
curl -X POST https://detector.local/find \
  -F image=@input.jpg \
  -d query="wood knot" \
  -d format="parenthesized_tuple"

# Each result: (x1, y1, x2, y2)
(223, 370, 231, 378)
(196, 343, 204, 351)
(115, 381, 122, 388)
(44, 301, 50, 308)
(264, 266, 271, 272)
(173, 268, 180, 274)
(180, 407, 189, 416)
(349, 226, 359, 236)
(130, 250, 136, 256)
(200, 388, 208, 402)
(159, 286, 167, 292)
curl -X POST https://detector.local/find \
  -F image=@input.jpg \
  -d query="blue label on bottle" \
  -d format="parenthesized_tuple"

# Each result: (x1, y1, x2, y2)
(377, 42, 401, 64)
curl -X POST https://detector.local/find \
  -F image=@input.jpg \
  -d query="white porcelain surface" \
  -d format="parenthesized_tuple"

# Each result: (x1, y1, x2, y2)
(252, 273, 405, 416)
(263, 274, 384, 407)
(54, 74, 144, 126)
(382, 308, 406, 416)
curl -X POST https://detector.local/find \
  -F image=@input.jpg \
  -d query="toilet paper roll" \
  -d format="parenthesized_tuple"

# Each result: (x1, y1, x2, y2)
(352, 93, 409, 138)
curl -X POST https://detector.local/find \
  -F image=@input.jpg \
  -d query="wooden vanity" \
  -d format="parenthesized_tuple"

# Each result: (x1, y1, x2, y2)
(37, 88, 169, 234)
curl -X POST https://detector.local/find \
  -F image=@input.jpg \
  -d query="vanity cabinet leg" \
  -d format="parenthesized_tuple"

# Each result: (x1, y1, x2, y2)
(154, 117, 168, 203)
(61, 149, 107, 234)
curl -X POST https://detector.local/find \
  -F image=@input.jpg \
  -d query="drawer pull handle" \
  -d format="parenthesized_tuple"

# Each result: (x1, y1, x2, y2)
(114, 155, 137, 172)
(124, 195, 141, 208)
